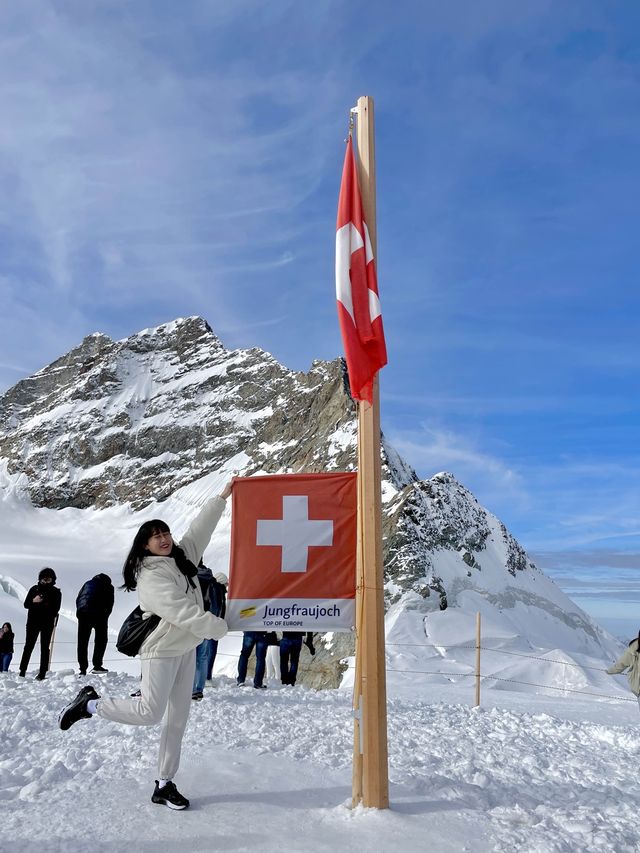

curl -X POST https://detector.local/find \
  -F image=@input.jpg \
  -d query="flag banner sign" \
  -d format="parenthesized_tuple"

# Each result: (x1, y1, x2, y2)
(335, 135, 387, 404)
(227, 472, 357, 632)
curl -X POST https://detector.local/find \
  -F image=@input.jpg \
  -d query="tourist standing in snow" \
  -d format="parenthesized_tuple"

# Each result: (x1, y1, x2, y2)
(280, 631, 315, 686)
(606, 630, 640, 710)
(76, 573, 115, 675)
(19, 567, 62, 680)
(236, 630, 269, 688)
(265, 631, 281, 683)
(204, 570, 227, 681)
(191, 563, 227, 700)
(58, 482, 232, 810)
(0, 622, 14, 671)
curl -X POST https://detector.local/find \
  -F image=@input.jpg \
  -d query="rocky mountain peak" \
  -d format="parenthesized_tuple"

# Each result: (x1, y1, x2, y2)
(0, 317, 355, 510)
(127, 315, 220, 355)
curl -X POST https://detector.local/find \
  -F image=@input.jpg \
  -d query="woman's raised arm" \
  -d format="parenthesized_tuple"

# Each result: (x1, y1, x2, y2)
(179, 479, 234, 564)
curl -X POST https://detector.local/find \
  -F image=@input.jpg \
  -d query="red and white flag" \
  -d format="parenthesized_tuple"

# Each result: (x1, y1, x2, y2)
(335, 136, 387, 404)
(227, 472, 357, 632)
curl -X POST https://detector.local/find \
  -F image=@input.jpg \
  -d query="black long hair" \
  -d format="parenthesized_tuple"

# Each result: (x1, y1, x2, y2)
(121, 519, 197, 591)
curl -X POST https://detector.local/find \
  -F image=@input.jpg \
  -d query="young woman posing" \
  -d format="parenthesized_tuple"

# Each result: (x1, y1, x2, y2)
(58, 482, 232, 809)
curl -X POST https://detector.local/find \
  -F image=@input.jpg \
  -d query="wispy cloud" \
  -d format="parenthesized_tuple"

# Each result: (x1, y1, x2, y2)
(382, 391, 637, 417)
(0, 2, 369, 386)
(534, 550, 640, 572)
(0, 361, 29, 375)
(386, 423, 529, 512)
(387, 419, 640, 558)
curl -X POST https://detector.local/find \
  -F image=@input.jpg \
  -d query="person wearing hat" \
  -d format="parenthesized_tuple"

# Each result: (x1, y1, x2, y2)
(19, 567, 62, 680)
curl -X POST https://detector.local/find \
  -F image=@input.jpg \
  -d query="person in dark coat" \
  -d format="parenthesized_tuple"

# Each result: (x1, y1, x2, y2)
(192, 564, 227, 699)
(280, 631, 315, 686)
(76, 573, 115, 675)
(206, 572, 227, 681)
(0, 622, 14, 672)
(19, 567, 62, 679)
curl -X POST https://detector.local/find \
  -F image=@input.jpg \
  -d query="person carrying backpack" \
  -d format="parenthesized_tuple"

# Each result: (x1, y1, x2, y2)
(192, 564, 227, 700)
(280, 631, 315, 686)
(76, 573, 115, 675)
(58, 481, 231, 811)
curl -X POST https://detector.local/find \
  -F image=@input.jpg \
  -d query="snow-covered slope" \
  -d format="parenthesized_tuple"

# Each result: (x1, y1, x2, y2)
(1, 669, 639, 852)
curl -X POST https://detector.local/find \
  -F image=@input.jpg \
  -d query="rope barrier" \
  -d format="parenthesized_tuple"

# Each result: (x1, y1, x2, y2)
(8, 633, 633, 705)
(484, 675, 637, 702)
(474, 647, 609, 671)
(12, 659, 633, 704)
(9, 640, 618, 675)
(15, 650, 244, 667)
(385, 641, 610, 671)
(10, 638, 615, 671)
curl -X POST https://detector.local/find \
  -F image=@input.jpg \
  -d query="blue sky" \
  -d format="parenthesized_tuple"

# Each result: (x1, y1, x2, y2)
(0, 1, 639, 635)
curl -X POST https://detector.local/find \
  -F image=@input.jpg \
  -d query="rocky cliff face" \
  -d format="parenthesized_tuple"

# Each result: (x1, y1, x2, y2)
(382, 472, 533, 607)
(0, 317, 616, 687)
(0, 317, 372, 510)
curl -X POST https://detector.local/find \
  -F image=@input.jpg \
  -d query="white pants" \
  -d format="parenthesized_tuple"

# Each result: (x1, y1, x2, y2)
(97, 649, 196, 780)
(266, 646, 280, 681)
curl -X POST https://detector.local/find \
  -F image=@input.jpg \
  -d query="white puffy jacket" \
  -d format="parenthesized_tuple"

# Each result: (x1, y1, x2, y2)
(607, 637, 640, 696)
(137, 495, 229, 659)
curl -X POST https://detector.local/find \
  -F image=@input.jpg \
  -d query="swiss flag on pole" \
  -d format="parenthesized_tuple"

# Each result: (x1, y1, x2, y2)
(335, 136, 387, 404)
(227, 472, 357, 632)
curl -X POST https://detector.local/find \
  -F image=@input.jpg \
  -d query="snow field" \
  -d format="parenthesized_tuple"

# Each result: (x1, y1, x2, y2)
(1, 670, 640, 852)
(1, 401, 637, 850)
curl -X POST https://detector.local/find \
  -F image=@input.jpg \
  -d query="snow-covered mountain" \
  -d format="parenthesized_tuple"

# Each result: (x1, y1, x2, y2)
(0, 316, 361, 509)
(0, 317, 622, 691)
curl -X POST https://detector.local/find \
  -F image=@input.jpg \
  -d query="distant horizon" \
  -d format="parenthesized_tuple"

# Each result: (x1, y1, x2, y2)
(536, 552, 640, 643)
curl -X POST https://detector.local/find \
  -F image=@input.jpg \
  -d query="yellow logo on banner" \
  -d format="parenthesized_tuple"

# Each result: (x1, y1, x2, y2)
(239, 606, 257, 618)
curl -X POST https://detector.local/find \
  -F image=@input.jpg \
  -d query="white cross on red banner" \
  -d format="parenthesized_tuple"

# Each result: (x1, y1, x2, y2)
(227, 472, 357, 631)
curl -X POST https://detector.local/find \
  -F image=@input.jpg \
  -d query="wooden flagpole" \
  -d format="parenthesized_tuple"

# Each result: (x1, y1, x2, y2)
(48, 614, 59, 675)
(351, 95, 389, 810)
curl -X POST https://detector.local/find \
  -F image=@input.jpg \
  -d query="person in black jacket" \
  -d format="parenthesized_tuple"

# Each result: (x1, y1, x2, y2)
(0, 622, 14, 671)
(280, 631, 315, 686)
(19, 567, 62, 680)
(76, 573, 115, 675)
